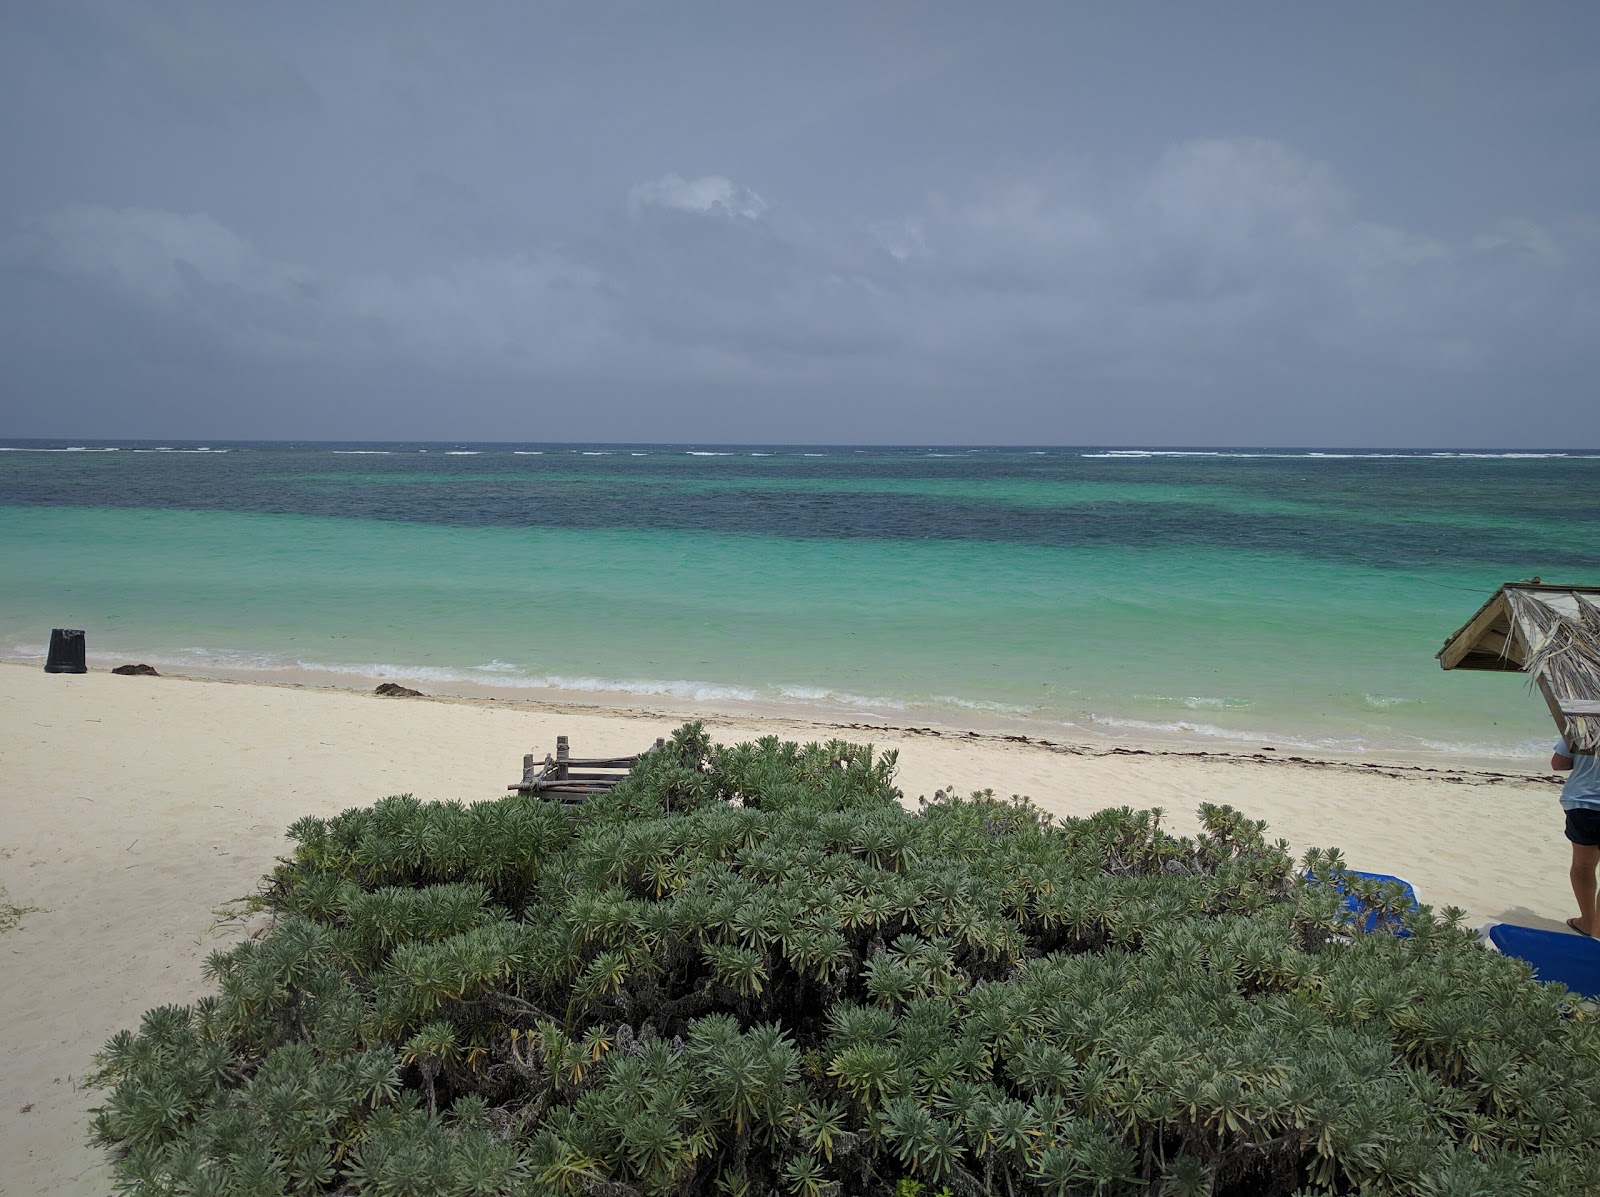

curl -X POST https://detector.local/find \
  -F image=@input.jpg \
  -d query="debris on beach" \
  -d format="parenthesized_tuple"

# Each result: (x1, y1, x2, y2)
(110, 664, 159, 676)
(374, 682, 423, 697)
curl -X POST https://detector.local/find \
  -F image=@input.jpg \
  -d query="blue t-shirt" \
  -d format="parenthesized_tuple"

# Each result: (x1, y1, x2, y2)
(1556, 738, 1600, 811)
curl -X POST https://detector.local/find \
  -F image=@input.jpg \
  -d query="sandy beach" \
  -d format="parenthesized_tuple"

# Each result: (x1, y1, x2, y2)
(0, 662, 1575, 1196)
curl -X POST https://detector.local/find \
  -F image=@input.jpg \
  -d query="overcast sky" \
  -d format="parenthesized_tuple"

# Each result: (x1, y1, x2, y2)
(2, 1, 1597, 445)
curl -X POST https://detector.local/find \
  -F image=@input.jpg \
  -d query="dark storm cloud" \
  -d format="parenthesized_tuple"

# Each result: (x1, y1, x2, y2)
(1, 2, 1597, 444)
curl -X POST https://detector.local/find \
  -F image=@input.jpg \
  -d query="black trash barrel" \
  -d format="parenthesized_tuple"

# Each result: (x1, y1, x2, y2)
(44, 628, 87, 674)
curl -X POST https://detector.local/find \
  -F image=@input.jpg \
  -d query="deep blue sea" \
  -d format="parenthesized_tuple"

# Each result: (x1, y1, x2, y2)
(4, 440, 1598, 763)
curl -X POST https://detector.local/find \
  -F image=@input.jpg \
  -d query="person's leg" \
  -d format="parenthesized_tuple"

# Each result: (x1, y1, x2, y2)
(1570, 841, 1600, 936)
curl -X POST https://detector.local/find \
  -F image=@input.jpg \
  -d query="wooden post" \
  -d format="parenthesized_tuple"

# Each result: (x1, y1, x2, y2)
(555, 736, 570, 781)
(1535, 676, 1575, 747)
(656, 737, 666, 749)
(522, 753, 537, 784)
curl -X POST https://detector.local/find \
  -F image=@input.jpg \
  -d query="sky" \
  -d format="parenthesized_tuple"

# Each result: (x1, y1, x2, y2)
(1, 1, 1597, 446)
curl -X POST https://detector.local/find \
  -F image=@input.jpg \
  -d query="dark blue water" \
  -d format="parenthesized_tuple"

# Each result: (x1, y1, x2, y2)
(4, 441, 1598, 572)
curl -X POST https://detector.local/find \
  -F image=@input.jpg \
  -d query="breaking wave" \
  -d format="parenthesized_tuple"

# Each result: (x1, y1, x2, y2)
(1082, 450, 1583, 460)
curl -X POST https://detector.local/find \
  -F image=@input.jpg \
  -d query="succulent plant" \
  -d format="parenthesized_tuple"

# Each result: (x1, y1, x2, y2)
(91, 724, 1600, 1196)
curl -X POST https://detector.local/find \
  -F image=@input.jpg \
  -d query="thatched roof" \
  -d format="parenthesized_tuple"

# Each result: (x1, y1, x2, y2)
(1438, 582, 1600, 751)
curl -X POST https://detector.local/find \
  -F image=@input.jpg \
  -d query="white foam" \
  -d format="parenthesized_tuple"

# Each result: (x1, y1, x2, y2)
(1082, 449, 1578, 461)
(1086, 711, 1544, 760)
(1182, 695, 1255, 710)
(125, 646, 936, 714)
(1411, 735, 1550, 757)
(331, 450, 392, 455)
(777, 685, 912, 711)
(0, 446, 118, 452)
(1089, 712, 1371, 752)
(1363, 694, 1419, 710)
(1128, 692, 1255, 711)
(929, 693, 1037, 716)
(444, 451, 479, 455)
(513, 451, 544, 455)
(153, 648, 769, 704)
(1088, 450, 1324, 459)
(687, 451, 733, 456)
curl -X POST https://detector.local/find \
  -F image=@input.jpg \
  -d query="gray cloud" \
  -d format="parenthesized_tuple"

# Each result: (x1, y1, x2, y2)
(630, 175, 769, 221)
(9, 141, 1595, 436)
(1, 3, 1596, 444)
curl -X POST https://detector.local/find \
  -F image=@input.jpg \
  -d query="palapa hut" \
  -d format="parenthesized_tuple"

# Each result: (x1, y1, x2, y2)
(1437, 581, 1600, 751)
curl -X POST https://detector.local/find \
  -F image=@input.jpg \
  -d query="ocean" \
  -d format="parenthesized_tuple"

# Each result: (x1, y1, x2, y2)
(3, 440, 1597, 766)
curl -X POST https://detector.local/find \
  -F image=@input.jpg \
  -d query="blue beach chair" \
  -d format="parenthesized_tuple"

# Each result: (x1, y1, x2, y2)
(1485, 923, 1600, 999)
(1332, 870, 1419, 936)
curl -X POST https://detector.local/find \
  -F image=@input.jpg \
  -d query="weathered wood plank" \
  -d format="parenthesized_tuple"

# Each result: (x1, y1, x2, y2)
(509, 782, 622, 794)
(1537, 676, 1573, 741)
(510, 735, 664, 802)
(1438, 591, 1512, 670)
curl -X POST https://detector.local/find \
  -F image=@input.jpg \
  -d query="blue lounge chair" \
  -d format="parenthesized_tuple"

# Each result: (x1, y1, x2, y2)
(1334, 870, 1419, 936)
(1485, 923, 1600, 999)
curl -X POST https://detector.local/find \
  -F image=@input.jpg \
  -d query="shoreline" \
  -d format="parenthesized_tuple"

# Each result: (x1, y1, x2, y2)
(116, 667, 1563, 786)
(0, 653, 1548, 776)
(0, 662, 1576, 1196)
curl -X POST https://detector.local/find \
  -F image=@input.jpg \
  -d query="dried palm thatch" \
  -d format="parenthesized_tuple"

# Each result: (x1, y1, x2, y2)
(1438, 582, 1600, 751)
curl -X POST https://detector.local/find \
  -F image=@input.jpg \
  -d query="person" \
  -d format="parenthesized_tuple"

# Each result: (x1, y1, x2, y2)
(1552, 734, 1600, 937)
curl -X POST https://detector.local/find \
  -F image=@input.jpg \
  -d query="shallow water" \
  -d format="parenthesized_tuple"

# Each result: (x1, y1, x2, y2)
(4, 440, 1596, 763)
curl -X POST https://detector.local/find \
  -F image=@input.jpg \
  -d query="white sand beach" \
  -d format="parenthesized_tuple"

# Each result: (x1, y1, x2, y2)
(0, 663, 1576, 1196)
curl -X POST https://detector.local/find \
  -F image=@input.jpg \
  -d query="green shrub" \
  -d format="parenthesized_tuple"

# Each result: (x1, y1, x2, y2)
(91, 724, 1600, 1196)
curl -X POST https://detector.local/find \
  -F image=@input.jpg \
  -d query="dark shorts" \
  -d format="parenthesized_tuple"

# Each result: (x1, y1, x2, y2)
(1566, 808, 1600, 847)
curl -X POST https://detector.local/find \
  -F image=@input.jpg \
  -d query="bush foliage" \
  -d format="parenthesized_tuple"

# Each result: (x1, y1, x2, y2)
(93, 724, 1600, 1196)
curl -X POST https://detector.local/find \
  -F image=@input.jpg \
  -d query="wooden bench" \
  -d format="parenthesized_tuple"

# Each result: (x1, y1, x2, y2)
(509, 734, 665, 807)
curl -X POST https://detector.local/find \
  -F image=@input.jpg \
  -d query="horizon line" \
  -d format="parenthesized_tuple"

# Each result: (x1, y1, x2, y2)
(3, 437, 1598, 454)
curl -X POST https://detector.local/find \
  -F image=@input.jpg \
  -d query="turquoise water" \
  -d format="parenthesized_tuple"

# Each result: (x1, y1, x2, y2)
(3, 442, 1597, 761)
